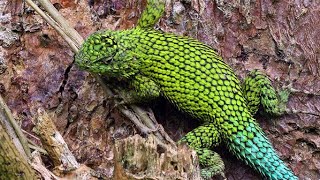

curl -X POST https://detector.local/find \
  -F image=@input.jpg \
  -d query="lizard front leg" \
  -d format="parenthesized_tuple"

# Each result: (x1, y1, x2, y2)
(137, 0, 165, 29)
(115, 74, 161, 104)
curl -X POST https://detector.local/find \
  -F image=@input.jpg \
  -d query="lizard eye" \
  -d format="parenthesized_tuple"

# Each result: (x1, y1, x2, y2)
(100, 34, 115, 46)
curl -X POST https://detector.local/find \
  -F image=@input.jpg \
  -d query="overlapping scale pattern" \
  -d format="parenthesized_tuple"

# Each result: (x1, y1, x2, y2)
(137, 0, 165, 29)
(75, 27, 297, 179)
(243, 70, 288, 116)
(133, 30, 245, 124)
(125, 29, 297, 180)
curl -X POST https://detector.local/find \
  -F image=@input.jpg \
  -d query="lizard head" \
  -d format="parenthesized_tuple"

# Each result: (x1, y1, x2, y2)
(75, 30, 139, 78)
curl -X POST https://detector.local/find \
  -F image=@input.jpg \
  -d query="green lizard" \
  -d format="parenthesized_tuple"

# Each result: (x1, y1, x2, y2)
(75, 0, 297, 179)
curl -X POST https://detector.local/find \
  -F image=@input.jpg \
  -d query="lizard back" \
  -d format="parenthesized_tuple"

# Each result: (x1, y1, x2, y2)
(132, 29, 251, 130)
(75, 28, 297, 180)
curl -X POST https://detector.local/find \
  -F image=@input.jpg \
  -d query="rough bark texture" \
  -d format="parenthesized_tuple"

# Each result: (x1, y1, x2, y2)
(0, 123, 36, 179)
(114, 134, 201, 179)
(1, 0, 319, 179)
(34, 108, 80, 173)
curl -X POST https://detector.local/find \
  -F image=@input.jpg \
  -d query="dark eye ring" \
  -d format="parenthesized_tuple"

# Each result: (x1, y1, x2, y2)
(100, 35, 114, 46)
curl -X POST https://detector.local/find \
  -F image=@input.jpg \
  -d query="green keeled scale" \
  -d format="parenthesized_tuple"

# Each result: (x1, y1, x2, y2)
(75, 0, 297, 179)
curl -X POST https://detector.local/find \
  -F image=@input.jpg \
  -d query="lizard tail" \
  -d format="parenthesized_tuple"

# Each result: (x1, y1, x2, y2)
(227, 118, 297, 180)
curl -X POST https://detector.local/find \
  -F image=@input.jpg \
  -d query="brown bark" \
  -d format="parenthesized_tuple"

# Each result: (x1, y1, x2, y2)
(114, 134, 201, 179)
(0, 0, 319, 179)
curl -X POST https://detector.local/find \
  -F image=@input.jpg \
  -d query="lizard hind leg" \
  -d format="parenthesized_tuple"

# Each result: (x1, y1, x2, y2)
(178, 124, 225, 179)
(242, 69, 289, 116)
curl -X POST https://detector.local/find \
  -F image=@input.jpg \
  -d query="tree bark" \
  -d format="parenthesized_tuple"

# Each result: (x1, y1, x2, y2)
(0, 0, 319, 179)
(0, 123, 36, 179)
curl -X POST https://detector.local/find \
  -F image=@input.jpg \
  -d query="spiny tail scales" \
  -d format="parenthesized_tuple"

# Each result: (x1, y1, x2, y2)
(228, 118, 295, 179)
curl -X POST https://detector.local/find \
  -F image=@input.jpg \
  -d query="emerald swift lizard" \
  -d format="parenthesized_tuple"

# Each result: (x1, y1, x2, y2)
(75, 0, 297, 179)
